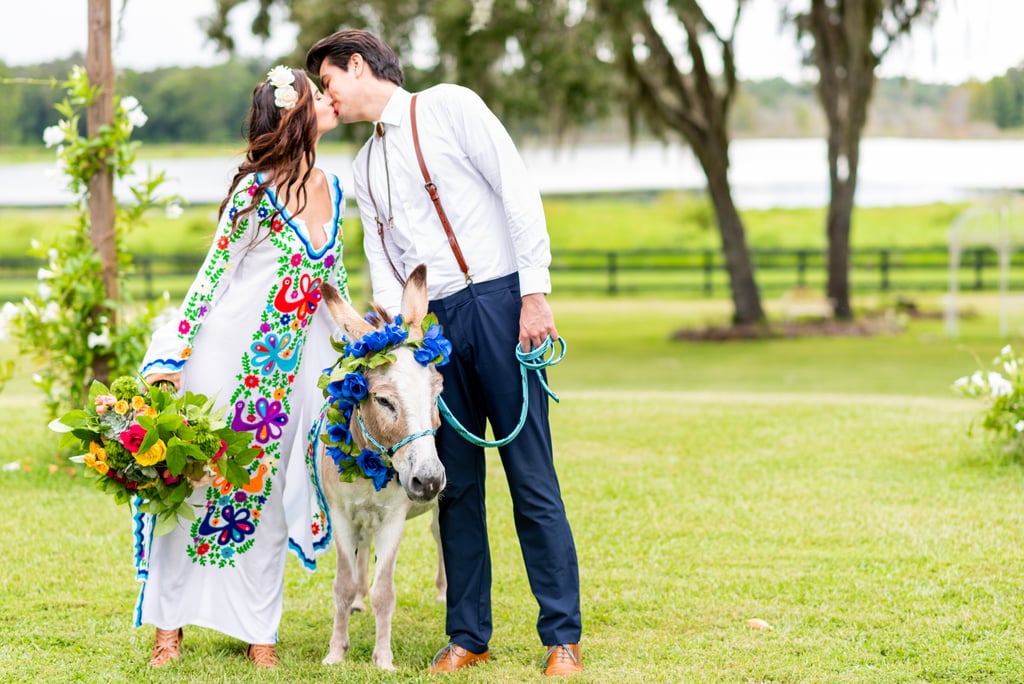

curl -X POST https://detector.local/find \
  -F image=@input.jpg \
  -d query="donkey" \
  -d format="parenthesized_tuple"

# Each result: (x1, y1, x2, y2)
(317, 264, 447, 671)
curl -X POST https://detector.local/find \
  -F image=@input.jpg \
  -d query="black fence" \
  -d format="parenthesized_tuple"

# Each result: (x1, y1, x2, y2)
(1, 247, 1022, 302)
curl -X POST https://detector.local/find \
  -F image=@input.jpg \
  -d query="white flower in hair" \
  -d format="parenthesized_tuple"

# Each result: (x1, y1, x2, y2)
(266, 65, 295, 88)
(274, 84, 299, 110)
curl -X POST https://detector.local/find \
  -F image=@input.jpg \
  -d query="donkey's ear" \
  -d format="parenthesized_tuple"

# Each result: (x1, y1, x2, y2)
(400, 264, 428, 341)
(322, 283, 375, 339)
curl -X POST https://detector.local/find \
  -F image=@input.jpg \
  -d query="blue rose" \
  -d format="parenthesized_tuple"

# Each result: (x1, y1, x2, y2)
(326, 421, 352, 445)
(346, 340, 368, 359)
(414, 325, 452, 367)
(340, 372, 369, 401)
(361, 329, 392, 354)
(384, 323, 409, 347)
(357, 449, 394, 491)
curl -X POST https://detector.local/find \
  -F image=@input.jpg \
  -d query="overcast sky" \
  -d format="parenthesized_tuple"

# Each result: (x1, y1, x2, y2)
(2, 0, 1022, 84)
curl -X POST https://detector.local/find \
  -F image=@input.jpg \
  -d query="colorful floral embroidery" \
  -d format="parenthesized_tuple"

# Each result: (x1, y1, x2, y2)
(173, 173, 348, 568)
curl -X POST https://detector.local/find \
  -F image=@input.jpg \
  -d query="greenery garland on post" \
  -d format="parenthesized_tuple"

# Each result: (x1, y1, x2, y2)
(0, 66, 180, 419)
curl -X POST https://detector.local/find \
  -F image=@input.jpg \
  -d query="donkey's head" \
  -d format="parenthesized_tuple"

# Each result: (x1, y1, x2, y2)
(321, 265, 446, 503)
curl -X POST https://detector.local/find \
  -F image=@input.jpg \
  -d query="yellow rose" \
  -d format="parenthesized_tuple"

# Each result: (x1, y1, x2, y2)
(83, 453, 96, 468)
(134, 439, 167, 466)
(131, 396, 147, 411)
(94, 461, 109, 476)
(88, 441, 107, 461)
(114, 400, 130, 415)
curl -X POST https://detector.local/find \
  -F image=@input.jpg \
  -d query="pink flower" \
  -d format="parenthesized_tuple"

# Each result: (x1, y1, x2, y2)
(212, 439, 227, 462)
(119, 424, 147, 453)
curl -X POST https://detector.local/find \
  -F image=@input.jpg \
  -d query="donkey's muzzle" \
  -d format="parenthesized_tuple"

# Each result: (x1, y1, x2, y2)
(406, 472, 445, 502)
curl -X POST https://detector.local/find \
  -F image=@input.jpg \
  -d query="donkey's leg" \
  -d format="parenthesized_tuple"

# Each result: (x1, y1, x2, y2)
(368, 516, 407, 671)
(323, 523, 360, 665)
(351, 542, 371, 613)
(429, 505, 447, 602)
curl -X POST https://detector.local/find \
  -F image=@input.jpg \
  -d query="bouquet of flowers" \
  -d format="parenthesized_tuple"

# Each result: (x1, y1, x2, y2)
(50, 375, 259, 534)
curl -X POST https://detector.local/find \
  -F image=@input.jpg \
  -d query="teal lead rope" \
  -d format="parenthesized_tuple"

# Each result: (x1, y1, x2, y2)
(437, 335, 567, 448)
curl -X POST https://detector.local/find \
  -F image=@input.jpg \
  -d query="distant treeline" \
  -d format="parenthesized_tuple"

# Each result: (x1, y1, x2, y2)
(2, 53, 1022, 147)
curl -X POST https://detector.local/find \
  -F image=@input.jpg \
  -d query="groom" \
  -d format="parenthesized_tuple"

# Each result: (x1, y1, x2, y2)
(306, 29, 583, 677)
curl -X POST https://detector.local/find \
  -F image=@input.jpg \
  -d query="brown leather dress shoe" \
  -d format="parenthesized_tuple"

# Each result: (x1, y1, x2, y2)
(246, 643, 280, 668)
(429, 643, 491, 673)
(542, 643, 582, 676)
(148, 627, 183, 668)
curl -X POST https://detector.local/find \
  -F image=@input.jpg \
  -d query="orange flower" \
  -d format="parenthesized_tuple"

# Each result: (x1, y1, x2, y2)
(131, 396, 147, 411)
(135, 439, 167, 466)
(114, 400, 130, 415)
(88, 441, 107, 462)
(83, 453, 96, 468)
(94, 461, 110, 476)
(182, 347, 192, 359)
(273, 388, 285, 401)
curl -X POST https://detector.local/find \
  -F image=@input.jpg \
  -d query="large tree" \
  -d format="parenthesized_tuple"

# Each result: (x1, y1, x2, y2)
(792, 0, 937, 319)
(591, 0, 763, 323)
(206, 0, 766, 324)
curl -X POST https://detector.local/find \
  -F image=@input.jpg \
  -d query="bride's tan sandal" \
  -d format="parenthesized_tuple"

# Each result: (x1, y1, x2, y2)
(148, 627, 183, 668)
(246, 643, 280, 668)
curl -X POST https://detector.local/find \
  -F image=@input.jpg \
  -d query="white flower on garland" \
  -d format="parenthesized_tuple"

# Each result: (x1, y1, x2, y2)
(41, 301, 61, 324)
(42, 124, 66, 148)
(87, 329, 112, 349)
(0, 302, 19, 343)
(120, 96, 140, 112)
(126, 106, 148, 129)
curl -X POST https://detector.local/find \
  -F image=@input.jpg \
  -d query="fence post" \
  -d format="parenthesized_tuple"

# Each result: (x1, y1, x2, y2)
(797, 250, 807, 287)
(880, 249, 890, 292)
(608, 251, 618, 295)
(702, 250, 713, 297)
(974, 249, 984, 290)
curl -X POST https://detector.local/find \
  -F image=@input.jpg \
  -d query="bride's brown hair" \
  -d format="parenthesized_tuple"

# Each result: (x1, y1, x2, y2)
(219, 68, 318, 236)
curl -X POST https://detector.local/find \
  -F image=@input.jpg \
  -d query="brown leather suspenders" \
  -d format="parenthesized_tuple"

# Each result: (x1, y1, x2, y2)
(410, 94, 472, 283)
(366, 93, 473, 288)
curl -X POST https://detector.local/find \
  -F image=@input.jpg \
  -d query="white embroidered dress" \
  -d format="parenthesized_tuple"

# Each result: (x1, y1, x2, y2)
(133, 171, 340, 644)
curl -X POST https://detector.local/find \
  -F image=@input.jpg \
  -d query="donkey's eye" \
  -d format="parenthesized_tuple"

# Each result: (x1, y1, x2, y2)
(374, 395, 397, 413)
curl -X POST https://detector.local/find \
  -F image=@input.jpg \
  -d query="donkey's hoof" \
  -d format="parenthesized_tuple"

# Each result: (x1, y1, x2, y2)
(372, 653, 396, 671)
(322, 651, 347, 665)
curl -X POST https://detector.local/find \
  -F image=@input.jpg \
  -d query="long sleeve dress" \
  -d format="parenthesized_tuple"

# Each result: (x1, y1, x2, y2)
(132, 170, 341, 644)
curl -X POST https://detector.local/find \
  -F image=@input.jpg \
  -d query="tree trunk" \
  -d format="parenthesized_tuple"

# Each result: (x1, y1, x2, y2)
(825, 132, 858, 320)
(700, 151, 764, 324)
(87, 0, 116, 383)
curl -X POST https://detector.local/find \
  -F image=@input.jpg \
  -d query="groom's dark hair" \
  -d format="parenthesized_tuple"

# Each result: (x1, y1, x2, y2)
(306, 29, 404, 86)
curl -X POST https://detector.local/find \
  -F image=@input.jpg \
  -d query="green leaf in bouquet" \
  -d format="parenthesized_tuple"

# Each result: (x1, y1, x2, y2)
(221, 458, 252, 488)
(156, 413, 185, 432)
(176, 424, 196, 441)
(50, 410, 88, 431)
(167, 481, 192, 504)
(165, 440, 189, 475)
(153, 511, 179, 537)
(233, 446, 260, 468)
(70, 427, 99, 443)
(88, 379, 110, 400)
(137, 428, 160, 454)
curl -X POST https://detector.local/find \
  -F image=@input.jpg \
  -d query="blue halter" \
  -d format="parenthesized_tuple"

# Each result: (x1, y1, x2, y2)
(356, 411, 437, 460)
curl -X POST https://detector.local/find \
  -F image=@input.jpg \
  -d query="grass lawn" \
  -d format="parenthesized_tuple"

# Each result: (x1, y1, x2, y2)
(3, 296, 1024, 681)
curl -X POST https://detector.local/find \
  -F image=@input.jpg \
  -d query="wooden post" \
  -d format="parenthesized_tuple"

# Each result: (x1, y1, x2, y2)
(87, 0, 117, 381)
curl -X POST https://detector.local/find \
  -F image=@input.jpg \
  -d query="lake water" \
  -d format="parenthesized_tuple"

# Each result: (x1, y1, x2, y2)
(2, 137, 1021, 209)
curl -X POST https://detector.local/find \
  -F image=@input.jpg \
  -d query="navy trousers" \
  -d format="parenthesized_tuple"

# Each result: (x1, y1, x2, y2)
(429, 273, 582, 653)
